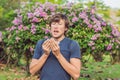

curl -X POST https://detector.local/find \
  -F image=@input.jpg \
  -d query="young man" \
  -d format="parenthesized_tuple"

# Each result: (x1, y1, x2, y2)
(30, 13, 81, 80)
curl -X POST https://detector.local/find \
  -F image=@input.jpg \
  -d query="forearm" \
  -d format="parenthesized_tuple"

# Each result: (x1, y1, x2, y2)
(30, 53, 48, 75)
(56, 53, 81, 80)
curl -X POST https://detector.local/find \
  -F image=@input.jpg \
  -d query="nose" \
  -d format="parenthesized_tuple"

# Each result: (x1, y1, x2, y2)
(53, 23, 59, 29)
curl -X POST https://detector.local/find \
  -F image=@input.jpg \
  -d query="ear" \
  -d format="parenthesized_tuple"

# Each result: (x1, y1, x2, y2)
(65, 27, 68, 31)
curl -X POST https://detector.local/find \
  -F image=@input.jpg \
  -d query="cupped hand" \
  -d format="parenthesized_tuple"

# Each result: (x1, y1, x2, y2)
(42, 39, 51, 56)
(50, 38, 61, 57)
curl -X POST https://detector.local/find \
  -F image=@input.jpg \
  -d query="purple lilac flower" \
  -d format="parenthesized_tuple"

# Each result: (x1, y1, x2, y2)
(101, 21, 106, 26)
(91, 15, 96, 21)
(18, 15, 22, 22)
(49, 6, 56, 12)
(45, 29, 50, 34)
(112, 28, 120, 37)
(90, 6, 96, 14)
(91, 35, 97, 40)
(96, 15, 102, 21)
(12, 15, 22, 25)
(12, 18, 20, 25)
(94, 25, 102, 32)
(97, 27, 102, 32)
(18, 24, 23, 30)
(91, 34, 100, 40)
(42, 28, 50, 34)
(43, 15, 48, 20)
(110, 24, 120, 37)
(96, 21, 101, 28)
(90, 15, 98, 23)
(40, 11, 47, 17)
(94, 28, 99, 32)
(88, 41, 95, 46)
(31, 24, 36, 34)
(93, 19, 98, 24)
(72, 17, 79, 22)
(79, 11, 87, 19)
(93, 25, 97, 28)
(9, 26, 16, 31)
(115, 39, 120, 44)
(84, 19, 89, 25)
(34, 11, 40, 17)
(44, 2, 56, 11)
(109, 36, 113, 38)
(23, 26, 29, 31)
(31, 28, 36, 34)
(90, 8, 95, 14)
(27, 13, 34, 19)
(31, 23, 36, 29)
(51, 12, 55, 16)
(39, 7, 44, 11)
(88, 24, 93, 28)
(106, 44, 112, 50)
(34, 8, 40, 12)
(34, 7, 43, 17)
(32, 17, 39, 23)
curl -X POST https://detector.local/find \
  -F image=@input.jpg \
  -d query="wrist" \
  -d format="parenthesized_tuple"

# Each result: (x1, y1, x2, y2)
(44, 51, 50, 55)
(43, 53, 49, 57)
(56, 52, 62, 59)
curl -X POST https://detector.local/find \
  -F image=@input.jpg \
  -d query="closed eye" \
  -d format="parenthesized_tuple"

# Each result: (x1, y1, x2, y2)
(58, 22, 62, 25)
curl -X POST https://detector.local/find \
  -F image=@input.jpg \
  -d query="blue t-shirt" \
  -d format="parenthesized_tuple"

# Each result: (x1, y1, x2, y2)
(33, 37, 81, 80)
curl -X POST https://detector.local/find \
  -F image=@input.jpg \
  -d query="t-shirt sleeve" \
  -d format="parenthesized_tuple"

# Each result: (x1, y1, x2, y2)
(70, 40, 81, 59)
(32, 40, 43, 59)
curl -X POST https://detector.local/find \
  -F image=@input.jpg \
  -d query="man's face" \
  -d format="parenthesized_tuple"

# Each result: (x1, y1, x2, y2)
(50, 19, 67, 39)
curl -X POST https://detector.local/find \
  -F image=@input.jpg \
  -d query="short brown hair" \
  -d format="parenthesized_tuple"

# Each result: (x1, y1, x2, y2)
(49, 13, 69, 29)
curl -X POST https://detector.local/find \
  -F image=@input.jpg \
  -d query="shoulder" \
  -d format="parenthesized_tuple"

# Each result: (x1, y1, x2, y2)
(65, 38, 80, 49)
(36, 39, 46, 45)
(65, 37, 78, 45)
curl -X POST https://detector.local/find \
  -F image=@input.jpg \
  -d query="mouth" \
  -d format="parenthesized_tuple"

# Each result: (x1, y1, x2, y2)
(53, 30, 59, 34)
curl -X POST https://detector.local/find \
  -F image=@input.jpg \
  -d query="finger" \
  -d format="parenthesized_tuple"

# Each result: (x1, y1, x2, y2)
(52, 39, 58, 47)
(51, 40, 58, 50)
(46, 42, 51, 49)
(43, 39, 50, 46)
(50, 38, 59, 48)
(50, 38, 57, 44)
(49, 40, 54, 49)
(44, 41, 51, 49)
(42, 40, 50, 49)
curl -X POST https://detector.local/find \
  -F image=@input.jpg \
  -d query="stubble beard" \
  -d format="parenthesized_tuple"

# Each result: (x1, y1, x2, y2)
(52, 33, 65, 41)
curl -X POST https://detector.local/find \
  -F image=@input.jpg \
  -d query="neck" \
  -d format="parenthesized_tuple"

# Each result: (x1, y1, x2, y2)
(52, 35, 65, 42)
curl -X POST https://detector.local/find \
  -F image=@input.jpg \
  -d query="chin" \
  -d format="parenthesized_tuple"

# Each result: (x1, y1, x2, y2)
(53, 36, 59, 39)
(52, 35, 61, 39)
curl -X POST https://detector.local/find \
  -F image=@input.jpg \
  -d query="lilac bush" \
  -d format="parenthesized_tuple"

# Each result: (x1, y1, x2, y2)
(2, 2, 120, 64)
